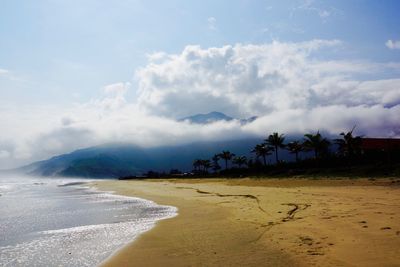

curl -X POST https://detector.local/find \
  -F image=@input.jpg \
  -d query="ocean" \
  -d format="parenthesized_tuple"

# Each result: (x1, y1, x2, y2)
(0, 176, 177, 267)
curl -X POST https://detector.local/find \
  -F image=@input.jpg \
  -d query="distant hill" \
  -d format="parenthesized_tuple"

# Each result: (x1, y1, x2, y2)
(179, 111, 257, 125)
(179, 111, 233, 124)
(16, 138, 280, 178)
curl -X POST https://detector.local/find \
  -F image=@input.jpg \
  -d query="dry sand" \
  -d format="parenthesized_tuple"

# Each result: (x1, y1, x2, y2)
(94, 178, 400, 267)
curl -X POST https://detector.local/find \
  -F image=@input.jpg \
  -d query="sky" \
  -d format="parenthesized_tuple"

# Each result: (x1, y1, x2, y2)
(1, 0, 400, 168)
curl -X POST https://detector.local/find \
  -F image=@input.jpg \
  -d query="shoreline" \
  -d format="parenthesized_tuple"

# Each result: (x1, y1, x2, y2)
(84, 182, 179, 265)
(0, 177, 180, 267)
(94, 178, 400, 267)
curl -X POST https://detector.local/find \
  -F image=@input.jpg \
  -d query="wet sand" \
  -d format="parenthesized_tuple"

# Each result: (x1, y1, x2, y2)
(95, 178, 400, 267)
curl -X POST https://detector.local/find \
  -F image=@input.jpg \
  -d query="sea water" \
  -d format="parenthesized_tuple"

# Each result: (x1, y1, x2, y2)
(0, 176, 177, 267)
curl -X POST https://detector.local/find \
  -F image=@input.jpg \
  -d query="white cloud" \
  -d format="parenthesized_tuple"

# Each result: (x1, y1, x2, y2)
(135, 40, 400, 134)
(1, 40, 400, 168)
(318, 10, 330, 18)
(0, 68, 9, 76)
(146, 51, 168, 62)
(386, 40, 400, 50)
(94, 82, 130, 110)
(103, 82, 128, 95)
(0, 150, 10, 159)
(61, 117, 74, 126)
(293, 0, 338, 21)
(135, 40, 343, 118)
(207, 17, 217, 31)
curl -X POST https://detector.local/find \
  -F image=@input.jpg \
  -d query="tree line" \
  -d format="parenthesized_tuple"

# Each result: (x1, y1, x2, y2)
(192, 128, 365, 175)
(138, 128, 398, 178)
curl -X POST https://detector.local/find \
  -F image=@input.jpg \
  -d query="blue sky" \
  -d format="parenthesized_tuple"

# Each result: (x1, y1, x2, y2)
(1, 0, 399, 105)
(1, 0, 400, 167)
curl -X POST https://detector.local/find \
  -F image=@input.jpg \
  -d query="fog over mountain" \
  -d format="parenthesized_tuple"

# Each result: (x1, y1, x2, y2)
(178, 111, 257, 125)
(15, 139, 267, 178)
(179, 111, 234, 124)
(1, 41, 400, 169)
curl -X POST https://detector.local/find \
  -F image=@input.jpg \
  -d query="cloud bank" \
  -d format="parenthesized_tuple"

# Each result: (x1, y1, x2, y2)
(386, 40, 400, 50)
(1, 40, 400, 168)
(135, 41, 400, 133)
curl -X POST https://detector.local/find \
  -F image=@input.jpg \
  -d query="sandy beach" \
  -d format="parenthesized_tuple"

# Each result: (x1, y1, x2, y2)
(95, 178, 400, 267)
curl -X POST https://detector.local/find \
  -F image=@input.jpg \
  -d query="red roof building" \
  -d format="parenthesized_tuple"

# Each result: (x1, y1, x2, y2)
(361, 138, 400, 151)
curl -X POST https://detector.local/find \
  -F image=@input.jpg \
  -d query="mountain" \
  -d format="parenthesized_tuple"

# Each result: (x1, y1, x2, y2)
(179, 111, 234, 124)
(179, 111, 258, 125)
(240, 116, 258, 125)
(20, 144, 149, 178)
(16, 138, 268, 178)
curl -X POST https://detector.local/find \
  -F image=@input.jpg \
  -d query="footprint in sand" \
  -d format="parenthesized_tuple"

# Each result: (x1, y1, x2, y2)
(299, 236, 314, 246)
(307, 250, 324, 256)
(358, 221, 368, 228)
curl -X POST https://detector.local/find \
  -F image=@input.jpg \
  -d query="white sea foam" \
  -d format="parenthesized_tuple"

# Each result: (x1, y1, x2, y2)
(1, 220, 156, 267)
(0, 177, 177, 267)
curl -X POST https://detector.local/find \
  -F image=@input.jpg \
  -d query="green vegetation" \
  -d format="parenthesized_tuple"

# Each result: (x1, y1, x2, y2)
(251, 143, 273, 166)
(61, 154, 139, 178)
(232, 156, 248, 168)
(286, 141, 303, 162)
(266, 132, 286, 163)
(143, 129, 400, 179)
(218, 151, 236, 170)
(303, 131, 330, 159)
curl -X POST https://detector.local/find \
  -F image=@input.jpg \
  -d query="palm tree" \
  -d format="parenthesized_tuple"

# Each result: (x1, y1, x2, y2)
(286, 141, 303, 162)
(303, 131, 330, 159)
(211, 154, 221, 173)
(334, 126, 362, 158)
(218, 151, 235, 170)
(201, 159, 212, 173)
(251, 144, 274, 166)
(193, 159, 202, 172)
(232, 156, 248, 168)
(266, 132, 286, 163)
